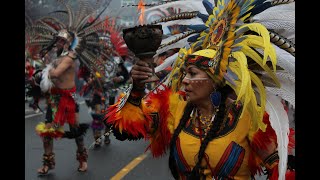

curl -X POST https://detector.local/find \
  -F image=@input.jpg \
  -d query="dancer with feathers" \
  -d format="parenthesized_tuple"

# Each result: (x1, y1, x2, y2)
(25, 0, 115, 175)
(105, 0, 295, 179)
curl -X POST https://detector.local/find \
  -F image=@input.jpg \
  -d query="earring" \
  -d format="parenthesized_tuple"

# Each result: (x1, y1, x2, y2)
(210, 89, 221, 108)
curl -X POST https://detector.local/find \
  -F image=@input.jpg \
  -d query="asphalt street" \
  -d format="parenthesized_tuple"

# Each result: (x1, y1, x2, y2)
(25, 97, 174, 180)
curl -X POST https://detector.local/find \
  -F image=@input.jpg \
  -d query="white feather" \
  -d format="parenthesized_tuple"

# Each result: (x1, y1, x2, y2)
(145, 0, 209, 15)
(266, 72, 295, 108)
(252, 2, 295, 43)
(156, 33, 196, 56)
(256, 45, 295, 77)
(256, 71, 295, 108)
(155, 52, 178, 73)
(265, 92, 290, 180)
(273, 45, 295, 77)
(159, 17, 205, 27)
(40, 63, 54, 92)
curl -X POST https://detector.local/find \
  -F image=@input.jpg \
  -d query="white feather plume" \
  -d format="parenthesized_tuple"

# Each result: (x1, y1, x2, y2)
(273, 45, 295, 77)
(265, 92, 290, 180)
(145, 0, 209, 16)
(252, 2, 295, 43)
(256, 71, 295, 108)
(266, 72, 295, 108)
(155, 52, 178, 73)
(156, 33, 196, 55)
(158, 17, 205, 27)
(40, 63, 54, 92)
(256, 45, 295, 77)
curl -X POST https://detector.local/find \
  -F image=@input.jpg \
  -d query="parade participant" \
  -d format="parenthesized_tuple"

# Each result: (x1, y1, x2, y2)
(26, 0, 114, 175)
(105, 0, 295, 179)
(90, 92, 110, 147)
(35, 29, 89, 174)
(108, 60, 129, 106)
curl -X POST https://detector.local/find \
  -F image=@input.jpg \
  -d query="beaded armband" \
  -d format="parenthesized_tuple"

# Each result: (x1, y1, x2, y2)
(263, 151, 279, 170)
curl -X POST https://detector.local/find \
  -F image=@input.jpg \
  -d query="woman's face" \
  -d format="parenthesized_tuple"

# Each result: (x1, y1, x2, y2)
(181, 65, 216, 103)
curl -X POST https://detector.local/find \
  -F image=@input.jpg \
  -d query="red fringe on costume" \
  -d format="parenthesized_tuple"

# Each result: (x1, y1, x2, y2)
(105, 93, 151, 139)
(288, 128, 295, 154)
(50, 87, 76, 126)
(248, 151, 264, 176)
(285, 170, 295, 180)
(38, 131, 64, 139)
(144, 85, 172, 158)
(248, 113, 278, 176)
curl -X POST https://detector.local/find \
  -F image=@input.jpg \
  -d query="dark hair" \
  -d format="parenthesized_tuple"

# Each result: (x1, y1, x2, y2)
(168, 85, 234, 179)
(39, 37, 59, 58)
(39, 31, 75, 58)
(169, 102, 195, 179)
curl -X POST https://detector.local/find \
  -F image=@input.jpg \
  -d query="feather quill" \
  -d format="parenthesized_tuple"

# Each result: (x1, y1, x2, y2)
(155, 53, 178, 73)
(145, 0, 209, 15)
(158, 18, 205, 27)
(156, 34, 196, 56)
(265, 92, 290, 180)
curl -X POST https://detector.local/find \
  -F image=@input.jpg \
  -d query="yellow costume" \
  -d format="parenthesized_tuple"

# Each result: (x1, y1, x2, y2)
(105, 0, 295, 179)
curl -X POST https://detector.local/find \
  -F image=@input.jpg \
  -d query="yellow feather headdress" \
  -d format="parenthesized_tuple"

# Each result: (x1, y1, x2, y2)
(165, 0, 280, 133)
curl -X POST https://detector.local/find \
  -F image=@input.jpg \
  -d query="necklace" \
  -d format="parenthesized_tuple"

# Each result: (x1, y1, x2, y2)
(190, 108, 216, 136)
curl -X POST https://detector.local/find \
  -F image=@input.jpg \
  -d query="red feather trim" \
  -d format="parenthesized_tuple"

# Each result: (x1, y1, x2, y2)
(105, 93, 151, 139)
(248, 150, 264, 176)
(285, 170, 295, 180)
(248, 113, 277, 176)
(50, 87, 76, 126)
(250, 113, 277, 153)
(288, 128, 295, 154)
(268, 163, 279, 180)
(144, 85, 172, 158)
(104, 17, 128, 57)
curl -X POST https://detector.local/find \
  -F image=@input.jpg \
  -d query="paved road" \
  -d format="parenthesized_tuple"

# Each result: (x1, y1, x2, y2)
(25, 97, 174, 180)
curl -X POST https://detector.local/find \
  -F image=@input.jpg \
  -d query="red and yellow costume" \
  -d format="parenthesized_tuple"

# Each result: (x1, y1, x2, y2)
(36, 87, 77, 138)
(106, 85, 294, 179)
(105, 0, 295, 179)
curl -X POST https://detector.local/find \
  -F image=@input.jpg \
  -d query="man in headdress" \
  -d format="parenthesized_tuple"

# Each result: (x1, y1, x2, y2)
(36, 29, 88, 175)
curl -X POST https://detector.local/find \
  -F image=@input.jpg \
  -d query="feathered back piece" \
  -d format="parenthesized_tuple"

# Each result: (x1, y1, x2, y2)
(25, 0, 114, 81)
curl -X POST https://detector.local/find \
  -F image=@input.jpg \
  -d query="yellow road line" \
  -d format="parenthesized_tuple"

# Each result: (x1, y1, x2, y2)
(110, 152, 149, 180)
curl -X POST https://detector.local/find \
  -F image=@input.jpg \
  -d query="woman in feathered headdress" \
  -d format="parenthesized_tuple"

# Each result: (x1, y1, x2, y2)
(104, 0, 295, 179)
